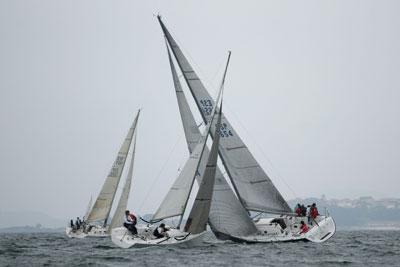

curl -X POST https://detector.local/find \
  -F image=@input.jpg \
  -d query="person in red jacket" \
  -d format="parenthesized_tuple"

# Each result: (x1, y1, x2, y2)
(310, 203, 319, 219)
(299, 221, 309, 234)
(295, 203, 302, 216)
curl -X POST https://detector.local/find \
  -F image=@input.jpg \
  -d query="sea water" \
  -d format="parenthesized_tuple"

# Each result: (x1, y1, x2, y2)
(0, 230, 399, 266)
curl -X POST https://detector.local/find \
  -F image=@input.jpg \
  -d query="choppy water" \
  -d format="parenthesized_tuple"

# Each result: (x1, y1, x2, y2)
(0, 230, 399, 266)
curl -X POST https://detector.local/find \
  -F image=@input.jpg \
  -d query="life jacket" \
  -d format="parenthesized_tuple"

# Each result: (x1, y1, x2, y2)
(310, 207, 319, 219)
(129, 214, 137, 225)
(295, 207, 301, 216)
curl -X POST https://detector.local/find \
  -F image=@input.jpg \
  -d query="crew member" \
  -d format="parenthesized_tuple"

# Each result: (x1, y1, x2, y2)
(153, 223, 168, 239)
(299, 221, 309, 234)
(124, 210, 138, 235)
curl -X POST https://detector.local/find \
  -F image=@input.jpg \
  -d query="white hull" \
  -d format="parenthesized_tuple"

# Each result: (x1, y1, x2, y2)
(65, 225, 109, 238)
(111, 226, 206, 248)
(225, 215, 336, 243)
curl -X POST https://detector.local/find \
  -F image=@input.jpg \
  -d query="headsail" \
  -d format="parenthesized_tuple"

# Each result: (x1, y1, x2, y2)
(86, 111, 140, 225)
(167, 46, 257, 235)
(109, 112, 139, 230)
(184, 103, 222, 234)
(158, 16, 291, 214)
(151, 70, 224, 223)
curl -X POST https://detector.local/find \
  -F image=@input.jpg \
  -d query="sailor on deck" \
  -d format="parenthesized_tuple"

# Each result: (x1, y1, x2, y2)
(124, 210, 138, 235)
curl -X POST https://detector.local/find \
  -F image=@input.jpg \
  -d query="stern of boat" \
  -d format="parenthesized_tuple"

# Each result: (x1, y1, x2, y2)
(305, 216, 336, 243)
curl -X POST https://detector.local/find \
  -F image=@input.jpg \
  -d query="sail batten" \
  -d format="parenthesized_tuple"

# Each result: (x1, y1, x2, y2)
(86, 111, 140, 225)
(158, 16, 292, 214)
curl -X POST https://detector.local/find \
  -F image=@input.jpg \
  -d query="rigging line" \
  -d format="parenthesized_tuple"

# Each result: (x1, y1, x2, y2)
(223, 102, 298, 200)
(137, 130, 185, 213)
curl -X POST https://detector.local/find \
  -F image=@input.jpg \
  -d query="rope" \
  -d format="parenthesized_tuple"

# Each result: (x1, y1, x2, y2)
(174, 232, 191, 241)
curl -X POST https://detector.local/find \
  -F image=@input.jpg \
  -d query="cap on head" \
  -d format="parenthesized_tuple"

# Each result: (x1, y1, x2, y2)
(125, 210, 129, 215)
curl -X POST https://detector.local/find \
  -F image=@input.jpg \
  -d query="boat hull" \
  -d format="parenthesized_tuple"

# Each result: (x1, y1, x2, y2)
(65, 225, 109, 238)
(111, 227, 206, 248)
(215, 215, 336, 244)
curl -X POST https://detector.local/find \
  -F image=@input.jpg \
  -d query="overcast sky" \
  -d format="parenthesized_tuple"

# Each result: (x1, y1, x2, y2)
(1, 0, 399, 220)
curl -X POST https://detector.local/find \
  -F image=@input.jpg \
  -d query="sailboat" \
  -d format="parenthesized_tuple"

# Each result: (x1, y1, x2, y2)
(111, 55, 228, 249)
(158, 15, 336, 243)
(66, 110, 140, 238)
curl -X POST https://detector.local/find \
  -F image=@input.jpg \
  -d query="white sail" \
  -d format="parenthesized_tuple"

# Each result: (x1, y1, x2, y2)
(86, 111, 140, 224)
(109, 120, 138, 230)
(167, 46, 257, 236)
(83, 196, 92, 221)
(158, 16, 291, 214)
(184, 105, 222, 234)
(151, 71, 224, 222)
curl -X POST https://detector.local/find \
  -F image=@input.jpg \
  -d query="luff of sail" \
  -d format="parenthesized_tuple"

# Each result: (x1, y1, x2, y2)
(109, 111, 139, 231)
(86, 112, 140, 224)
(83, 196, 93, 221)
(184, 103, 222, 234)
(158, 16, 291, 214)
(167, 46, 257, 236)
(151, 70, 224, 222)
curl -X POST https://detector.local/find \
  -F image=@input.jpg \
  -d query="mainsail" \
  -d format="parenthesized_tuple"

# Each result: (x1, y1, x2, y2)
(158, 16, 291, 214)
(151, 71, 224, 223)
(109, 119, 139, 230)
(167, 46, 257, 236)
(86, 111, 140, 225)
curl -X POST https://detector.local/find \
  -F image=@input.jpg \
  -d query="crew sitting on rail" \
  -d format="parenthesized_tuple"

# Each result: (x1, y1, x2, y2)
(153, 223, 169, 239)
(299, 221, 309, 234)
(124, 210, 138, 235)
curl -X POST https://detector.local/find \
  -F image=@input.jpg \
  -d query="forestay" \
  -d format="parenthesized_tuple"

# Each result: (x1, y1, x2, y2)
(167, 46, 257, 236)
(109, 114, 139, 230)
(86, 113, 140, 224)
(158, 16, 292, 214)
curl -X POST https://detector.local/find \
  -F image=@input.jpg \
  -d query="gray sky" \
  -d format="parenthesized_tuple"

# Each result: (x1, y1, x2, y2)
(1, 0, 399, 220)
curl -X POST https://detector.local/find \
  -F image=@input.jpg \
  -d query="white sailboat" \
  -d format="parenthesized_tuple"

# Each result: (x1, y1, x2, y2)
(158, 15, 336, 243)
(66, 110, 140, 238)
(111, 56, 229, 249)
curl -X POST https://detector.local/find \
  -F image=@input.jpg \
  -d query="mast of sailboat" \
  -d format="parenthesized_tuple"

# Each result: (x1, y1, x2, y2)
(174, 56, 228, 229)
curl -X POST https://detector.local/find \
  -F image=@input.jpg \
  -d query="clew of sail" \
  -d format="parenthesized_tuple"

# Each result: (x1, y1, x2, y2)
(151, 68, 224, 223)
(167, 46, 257, 236)
(158, 16, 292, 214)
(86, 111, 140, 225)
(109, 111, 139, 231)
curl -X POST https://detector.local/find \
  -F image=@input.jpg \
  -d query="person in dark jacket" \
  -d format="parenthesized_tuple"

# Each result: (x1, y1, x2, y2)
(153, 223, 168, 239)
